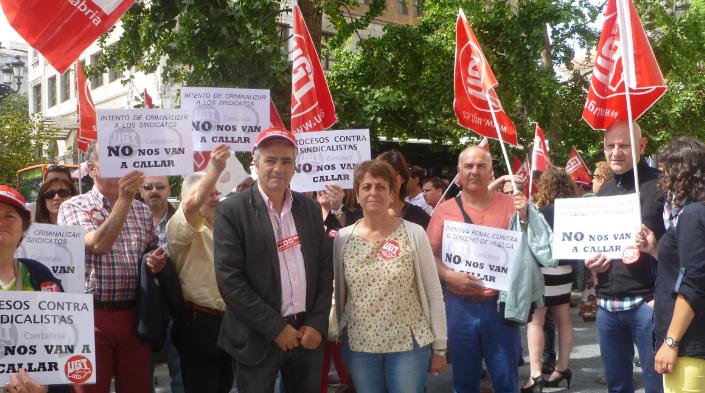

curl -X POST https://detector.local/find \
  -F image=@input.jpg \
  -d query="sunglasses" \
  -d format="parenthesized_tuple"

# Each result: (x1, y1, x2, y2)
(44, 189, 72, 199)
(143, 183, 168, 191)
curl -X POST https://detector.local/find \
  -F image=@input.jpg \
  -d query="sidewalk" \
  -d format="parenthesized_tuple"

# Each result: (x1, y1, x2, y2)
(150, 305, 648, 392)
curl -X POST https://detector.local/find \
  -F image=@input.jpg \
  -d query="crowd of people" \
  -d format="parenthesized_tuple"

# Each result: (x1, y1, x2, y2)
(2, 120, 704, 393)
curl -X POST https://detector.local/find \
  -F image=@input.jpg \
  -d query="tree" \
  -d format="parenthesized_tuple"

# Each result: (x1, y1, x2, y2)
(0, 111, 58, 185)
(92, 0, 385, 124)
(326, 0, 605, 165)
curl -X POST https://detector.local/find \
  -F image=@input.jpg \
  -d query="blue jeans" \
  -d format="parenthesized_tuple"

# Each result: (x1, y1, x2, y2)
(446, 293, 519, 393)
(341, 336, 431, 393)
(596, 302, 663, 393)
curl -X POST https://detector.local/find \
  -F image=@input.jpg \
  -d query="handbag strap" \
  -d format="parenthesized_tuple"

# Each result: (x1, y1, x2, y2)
(454, 196, 474, 225)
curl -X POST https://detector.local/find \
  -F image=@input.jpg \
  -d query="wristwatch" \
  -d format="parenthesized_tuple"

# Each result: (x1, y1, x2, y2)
(664, 336, 680, 348)
(433, 349, 447, 357)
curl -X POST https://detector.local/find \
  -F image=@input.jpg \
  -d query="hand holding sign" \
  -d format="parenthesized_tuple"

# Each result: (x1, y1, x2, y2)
(443, 270, 485, 293)
(118, 170, 145, 202)
(585, 253, 611, 273)
(635, 224, 658, 259)
(209, 144, 231, 173)
(5, 369, 47, 393)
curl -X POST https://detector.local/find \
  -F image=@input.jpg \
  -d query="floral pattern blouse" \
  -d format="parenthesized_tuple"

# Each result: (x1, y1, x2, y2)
(342, 223, 434, 353)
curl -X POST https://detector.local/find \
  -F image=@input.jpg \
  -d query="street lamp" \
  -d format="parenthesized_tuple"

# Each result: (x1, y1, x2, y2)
(0, 49, 25, 99)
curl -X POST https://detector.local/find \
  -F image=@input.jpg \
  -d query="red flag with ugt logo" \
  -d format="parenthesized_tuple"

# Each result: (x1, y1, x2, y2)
(290, 2, 336, 133)
(454, 10, 518, 146)
(76, 62, 97, 152)
(566, 147, 593, 186)
(582, 0, 666, 131)
(0, 0, 134, 74)
(531, 124, 551, 172)
(511, 155, 532, 196)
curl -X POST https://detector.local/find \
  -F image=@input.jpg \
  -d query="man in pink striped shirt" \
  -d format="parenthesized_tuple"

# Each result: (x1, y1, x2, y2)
(215, 128, 333, 393)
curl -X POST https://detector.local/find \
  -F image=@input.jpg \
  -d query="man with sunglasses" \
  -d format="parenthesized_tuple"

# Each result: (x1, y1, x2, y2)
(139, 176, 175, 248)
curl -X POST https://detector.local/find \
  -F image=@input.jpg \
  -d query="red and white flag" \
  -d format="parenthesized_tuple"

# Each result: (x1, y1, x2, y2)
(290, 2, 336, 133)
(0, 0, 134, 74)
(511, 155, 535, 197)
(76, 62, 97, 153)
(582, 0, 666, 131)
(566, 147, 593, 186)
(478, 137, 490, 152)
(531, 124, 551, 172)
(144, 89, 154, 108)
(454, 10, 518, 146)
(270, 99, 287, 129)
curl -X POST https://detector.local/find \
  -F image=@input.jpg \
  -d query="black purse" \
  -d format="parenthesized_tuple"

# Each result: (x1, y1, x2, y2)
(453, 196, 522, 327)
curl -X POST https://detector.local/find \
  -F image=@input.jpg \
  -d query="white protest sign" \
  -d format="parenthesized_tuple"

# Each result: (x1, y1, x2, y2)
(16, 224, 85, 293)
(290, 129, 371, 192)
(552, 193, 641, 260)
(441, 221, 522, 291)
(0, 292, 96, 386)
(181, 87, 270, 152)
(97, 109, 194, 177)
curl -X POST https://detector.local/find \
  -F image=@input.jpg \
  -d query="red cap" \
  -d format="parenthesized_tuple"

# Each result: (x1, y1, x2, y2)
(0, 186, 31, 219)
(253, 127, 297, 152)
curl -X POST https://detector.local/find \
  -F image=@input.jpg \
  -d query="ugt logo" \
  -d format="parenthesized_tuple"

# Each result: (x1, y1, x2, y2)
(291, 35, 316, 118)
(591, 18, 624, 97)
(459, 43, 502, 113)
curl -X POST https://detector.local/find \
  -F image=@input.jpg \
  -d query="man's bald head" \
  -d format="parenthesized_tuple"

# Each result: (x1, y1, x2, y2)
(458, 145, 492, 166)
(457, 145, 494, 195)
(603, 120, 647, 175)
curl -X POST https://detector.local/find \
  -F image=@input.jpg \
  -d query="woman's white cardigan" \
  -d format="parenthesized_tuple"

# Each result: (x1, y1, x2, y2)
(332, 219, 448, 351)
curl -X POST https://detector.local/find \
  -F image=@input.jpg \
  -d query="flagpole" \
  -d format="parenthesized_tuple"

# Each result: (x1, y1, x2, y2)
(484, 91, 517, 193)
(616, 0, 641, 200)
(528, 159, 535, 201)
(430, 174, 459, 217)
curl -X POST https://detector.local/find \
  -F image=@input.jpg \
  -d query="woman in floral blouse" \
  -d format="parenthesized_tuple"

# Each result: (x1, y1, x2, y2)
(333, 160, 447, 393)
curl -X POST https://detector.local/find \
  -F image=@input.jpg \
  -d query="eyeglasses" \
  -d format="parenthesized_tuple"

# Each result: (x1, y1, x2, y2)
(143, 183, 168, 191)
(43, 189, 72, 199)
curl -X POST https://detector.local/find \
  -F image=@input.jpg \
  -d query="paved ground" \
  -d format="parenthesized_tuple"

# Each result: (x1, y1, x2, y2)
(149, 303, 648, 392)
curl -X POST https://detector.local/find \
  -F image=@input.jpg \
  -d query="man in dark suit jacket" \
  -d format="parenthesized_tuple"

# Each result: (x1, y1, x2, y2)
(214, 128, 333, 393)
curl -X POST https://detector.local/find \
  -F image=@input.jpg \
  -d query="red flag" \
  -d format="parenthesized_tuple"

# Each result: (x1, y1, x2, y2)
(454, 10, 518, 146)
(582, 0, 666, 130)
(0, 0, 134, 74)
(566, 147, 593, 186)
(144, 89, 154, 109)
(76, 62, 97, 152)
(270, 99, 286, 129)
(290, 2, 336, 133)
(478, 137, 490, 152)
(531, 124, 551, 172)
(511, 156, 533, 197)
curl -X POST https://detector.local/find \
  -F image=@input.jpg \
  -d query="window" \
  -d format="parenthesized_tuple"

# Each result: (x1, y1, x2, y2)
(108, 68, 122, 83)
(32, 84, 42, 113)
(90, 52, 104, 88)
(413, 0, 422, 16)
(397, 0, 407, 15)
(47, 76, 57, 107)
(60, 71, 71, 103)
(320, 32, 335, 71)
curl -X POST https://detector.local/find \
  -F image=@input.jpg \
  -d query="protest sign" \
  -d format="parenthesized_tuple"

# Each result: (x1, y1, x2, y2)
(16, 224, 85, 294)
(290, 129, 371, 192)
(441, 221, 521, 291)
(181, 87, 270, 152)
(97, 109, 193, 177)
(553, 193, 641, 260)
(0, 292, 96, 386)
